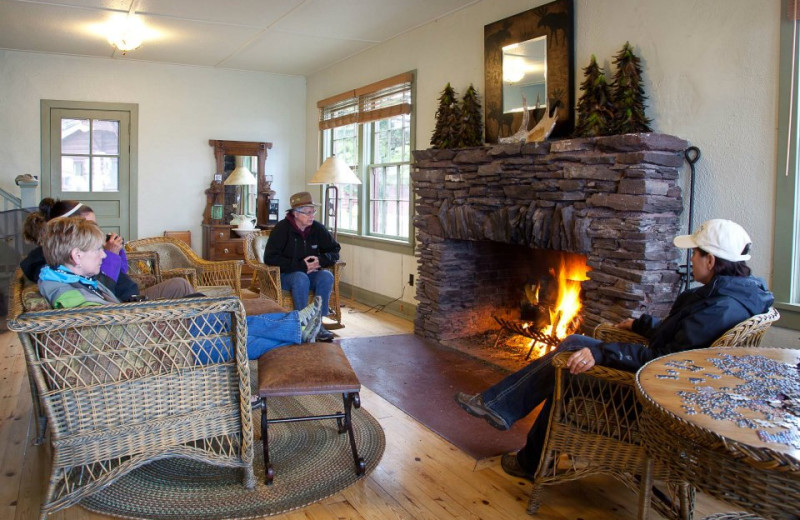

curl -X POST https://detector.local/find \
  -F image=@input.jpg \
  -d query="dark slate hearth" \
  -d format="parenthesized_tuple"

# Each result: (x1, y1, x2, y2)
(412, 133, 688, 342)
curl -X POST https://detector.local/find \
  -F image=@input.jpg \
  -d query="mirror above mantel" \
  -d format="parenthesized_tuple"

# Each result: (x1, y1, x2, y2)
(484, 0, 574, 143)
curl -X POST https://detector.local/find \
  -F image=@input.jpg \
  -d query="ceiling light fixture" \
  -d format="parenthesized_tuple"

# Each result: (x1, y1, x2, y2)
(106, 1, 145, 55)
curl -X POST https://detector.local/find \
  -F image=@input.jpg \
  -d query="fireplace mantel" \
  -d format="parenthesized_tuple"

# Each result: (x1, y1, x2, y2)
(411, 133, 688, 342)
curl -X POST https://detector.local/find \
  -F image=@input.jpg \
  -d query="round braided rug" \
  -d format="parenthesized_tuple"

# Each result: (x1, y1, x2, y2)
(80, 392, 385, 519)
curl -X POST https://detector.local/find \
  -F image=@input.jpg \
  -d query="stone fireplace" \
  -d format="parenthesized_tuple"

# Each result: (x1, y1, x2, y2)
(411, 133, 689, 343)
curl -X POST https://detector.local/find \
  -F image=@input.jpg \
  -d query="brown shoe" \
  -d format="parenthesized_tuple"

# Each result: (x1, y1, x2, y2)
(454, 392, 509, 430)
(501, 452, 534, 481)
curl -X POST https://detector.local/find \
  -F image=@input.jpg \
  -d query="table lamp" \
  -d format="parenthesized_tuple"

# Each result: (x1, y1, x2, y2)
(224, 158, 257, 224)
(308, 155, 361, 239)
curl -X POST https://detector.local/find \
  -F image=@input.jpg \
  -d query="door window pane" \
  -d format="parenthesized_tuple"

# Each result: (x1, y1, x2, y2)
(92, 120, 120, 155)
(92, 157, 119, 192)
(61, 119, 90, 154)
(61, 156, 90, 191)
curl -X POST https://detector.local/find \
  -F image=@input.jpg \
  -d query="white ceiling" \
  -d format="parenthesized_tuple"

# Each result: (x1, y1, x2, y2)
(0, 0, 480, 76)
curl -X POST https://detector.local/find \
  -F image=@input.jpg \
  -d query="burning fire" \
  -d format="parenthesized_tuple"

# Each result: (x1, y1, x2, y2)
(546, 256, 589, 338)
(523, 254, 590, 349)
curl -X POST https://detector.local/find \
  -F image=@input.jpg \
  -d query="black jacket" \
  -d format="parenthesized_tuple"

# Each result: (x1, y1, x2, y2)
(263, 217, 340, 273)
(588, 275, 774, 372)
(20, 245, 139, 302)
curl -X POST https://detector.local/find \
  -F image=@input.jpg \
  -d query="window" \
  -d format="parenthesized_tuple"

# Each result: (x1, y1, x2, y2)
(775, 1, 800, 328)
(60, 118, 121, 192)
(318, 72, 414, 244)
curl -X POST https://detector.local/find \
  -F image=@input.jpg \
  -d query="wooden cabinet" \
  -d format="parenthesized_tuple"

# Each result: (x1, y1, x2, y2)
(204, 139, 276, 288)
(202, 224, 253, 286)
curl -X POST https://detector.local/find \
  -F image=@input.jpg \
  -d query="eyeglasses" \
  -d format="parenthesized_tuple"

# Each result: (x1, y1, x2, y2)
(294, 208, 316, 216)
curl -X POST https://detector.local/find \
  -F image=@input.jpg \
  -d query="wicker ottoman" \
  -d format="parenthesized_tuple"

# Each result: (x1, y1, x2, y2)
(256, 342, 365, 484)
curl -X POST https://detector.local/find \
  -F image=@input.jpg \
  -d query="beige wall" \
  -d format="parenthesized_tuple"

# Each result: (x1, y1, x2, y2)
(305, 0, 781, 305)
(0, 50, 306, 247)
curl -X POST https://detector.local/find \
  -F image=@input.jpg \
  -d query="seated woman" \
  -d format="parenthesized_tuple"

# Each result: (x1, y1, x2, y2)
(22, 198, 191, 301)
(454, 219, 774, 479)
(37, 217, 323, 359)
(263, 191, 339, 342)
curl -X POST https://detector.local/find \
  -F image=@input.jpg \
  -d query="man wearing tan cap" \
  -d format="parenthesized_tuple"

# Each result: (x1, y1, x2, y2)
(263, 191, 340, 341)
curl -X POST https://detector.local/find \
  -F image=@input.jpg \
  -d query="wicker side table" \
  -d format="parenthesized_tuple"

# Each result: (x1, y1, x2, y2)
(635, 347, 800, 520)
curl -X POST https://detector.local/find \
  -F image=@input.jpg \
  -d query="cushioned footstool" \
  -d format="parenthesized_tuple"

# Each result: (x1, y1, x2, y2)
(256, 342, 366, 484)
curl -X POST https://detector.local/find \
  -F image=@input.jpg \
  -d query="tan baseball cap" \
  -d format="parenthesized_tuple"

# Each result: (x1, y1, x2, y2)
(289, 191, 321, 210)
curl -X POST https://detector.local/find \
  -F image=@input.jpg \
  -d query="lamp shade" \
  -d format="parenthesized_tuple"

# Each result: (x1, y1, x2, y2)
(224, 165, 257, 186)
(309, 155, 362, 185)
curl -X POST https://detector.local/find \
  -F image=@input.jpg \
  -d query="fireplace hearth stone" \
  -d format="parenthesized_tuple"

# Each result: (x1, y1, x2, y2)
(412, 133, 687, 343)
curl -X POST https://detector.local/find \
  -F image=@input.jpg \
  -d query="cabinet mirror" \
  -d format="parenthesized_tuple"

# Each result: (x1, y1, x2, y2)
(206, 140, 273, 227)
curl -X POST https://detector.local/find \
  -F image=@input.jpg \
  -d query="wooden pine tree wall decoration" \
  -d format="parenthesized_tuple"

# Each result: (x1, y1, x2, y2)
(574, 55, 615, 137)
(610, 41, 652, 134)
(431, 83, 462, 149)
(459, 84, 483, 147)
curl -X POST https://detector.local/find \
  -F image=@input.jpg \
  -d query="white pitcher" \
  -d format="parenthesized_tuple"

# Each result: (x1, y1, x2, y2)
(232, 214, 256, 229)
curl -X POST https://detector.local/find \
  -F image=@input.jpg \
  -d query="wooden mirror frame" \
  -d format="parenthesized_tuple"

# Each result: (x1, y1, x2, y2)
(484, 0, 574, 143)
(206, 140, 273, 226)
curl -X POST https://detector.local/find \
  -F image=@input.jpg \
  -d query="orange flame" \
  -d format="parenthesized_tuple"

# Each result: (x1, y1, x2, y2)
(535, 255, 590, 340)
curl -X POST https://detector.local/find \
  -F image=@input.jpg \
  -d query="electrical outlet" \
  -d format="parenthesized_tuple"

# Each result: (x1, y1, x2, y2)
(408, 274, 414, 286)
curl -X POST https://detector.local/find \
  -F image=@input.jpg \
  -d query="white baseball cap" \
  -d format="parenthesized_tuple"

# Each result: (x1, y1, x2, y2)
(673, 219, 752, 262)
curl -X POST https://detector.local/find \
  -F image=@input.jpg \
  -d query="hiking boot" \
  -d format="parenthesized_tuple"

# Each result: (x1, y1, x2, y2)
(299, 297, 323, 343)
(316, 328, 335, 342)
(501, 452, 534, 481)
(454, 392, 509, 431)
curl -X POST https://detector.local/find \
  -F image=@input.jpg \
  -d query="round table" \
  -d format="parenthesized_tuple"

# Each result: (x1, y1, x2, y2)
(635, 347, 800, 520)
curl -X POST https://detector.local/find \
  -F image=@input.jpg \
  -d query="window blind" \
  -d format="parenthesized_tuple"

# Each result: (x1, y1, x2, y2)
(318, 72, 413, 130)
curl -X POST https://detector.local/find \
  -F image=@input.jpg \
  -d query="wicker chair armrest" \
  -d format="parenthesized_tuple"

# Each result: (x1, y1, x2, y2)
(162, 267, 199, 288)
(552, 352, 636, 387)
(126, 250, 162, 287)
(250, 264, 282, 302)
(593, 322, 649, 345)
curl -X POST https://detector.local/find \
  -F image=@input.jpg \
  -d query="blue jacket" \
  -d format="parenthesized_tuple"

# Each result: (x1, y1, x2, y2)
(589, 275, 774, 372)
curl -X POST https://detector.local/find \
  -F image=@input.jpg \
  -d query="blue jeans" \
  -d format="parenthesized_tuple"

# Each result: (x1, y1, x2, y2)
(281, 270, 334, 316)
(481, 334, 604, 472)
(245, 311, 302, 359)
(193, 311, 301, 364)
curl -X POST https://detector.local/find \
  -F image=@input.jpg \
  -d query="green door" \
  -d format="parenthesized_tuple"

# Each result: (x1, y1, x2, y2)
(42, 102, 137, 239)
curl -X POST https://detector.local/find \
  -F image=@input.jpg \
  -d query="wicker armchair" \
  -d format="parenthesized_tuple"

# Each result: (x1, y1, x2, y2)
(243, 230, 345, 326)
(527, 306, 780, 519)
(8, 269, 255, 519)
(126, 236, 242, 297)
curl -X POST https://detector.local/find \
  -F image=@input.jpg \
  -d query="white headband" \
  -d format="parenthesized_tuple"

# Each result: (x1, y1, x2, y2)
(57, 202, 83, 219)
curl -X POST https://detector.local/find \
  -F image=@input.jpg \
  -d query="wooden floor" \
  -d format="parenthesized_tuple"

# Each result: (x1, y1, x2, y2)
(1, 298, 739, 520)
